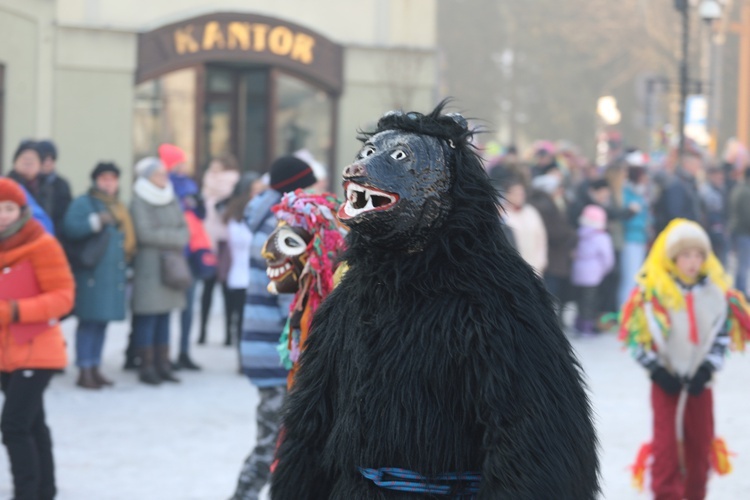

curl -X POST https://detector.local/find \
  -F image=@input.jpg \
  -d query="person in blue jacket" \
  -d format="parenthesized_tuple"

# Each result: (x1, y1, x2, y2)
(62, 163, 136, 389)
(619, 157, 650, 306)
(18, 184, 54, 234)
(230, 156, 317, 500)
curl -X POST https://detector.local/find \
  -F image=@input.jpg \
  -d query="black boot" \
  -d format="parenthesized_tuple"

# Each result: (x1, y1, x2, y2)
(138, 347, 161, 386)
(224, 311, 233, 346)
(124, 331, 141, 370)
(123, 355, 140, 371)
(198, 280, 212, 344)
(176, 352, 202, 371)
(155, 345, 181, 383)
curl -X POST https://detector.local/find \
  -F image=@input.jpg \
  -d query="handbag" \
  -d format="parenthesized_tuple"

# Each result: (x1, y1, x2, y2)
(64, 197, 111, 270)
(160, 250, 193, 290)
(68, 231, 110, 270)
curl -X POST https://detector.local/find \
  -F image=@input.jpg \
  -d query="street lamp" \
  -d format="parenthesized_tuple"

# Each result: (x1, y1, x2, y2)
(675, 0, 690, 158)
(700, 0, 724, 154)
(674, 0, 723, 157)
(699, 0, 722, 23)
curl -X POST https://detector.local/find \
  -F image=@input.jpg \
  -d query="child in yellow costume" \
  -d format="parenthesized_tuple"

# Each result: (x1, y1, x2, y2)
(619, 219, 750, 498)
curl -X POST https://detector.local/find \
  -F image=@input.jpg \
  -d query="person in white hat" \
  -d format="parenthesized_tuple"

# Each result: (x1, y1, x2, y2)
(619, 219, 750, 498)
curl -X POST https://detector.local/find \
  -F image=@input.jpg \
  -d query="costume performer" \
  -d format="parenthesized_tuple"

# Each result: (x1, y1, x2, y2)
(262, 189, 347, 388)
(619, 219, 750, 498)
(271, 103, 600, 499)
(230, 156, 317, 500)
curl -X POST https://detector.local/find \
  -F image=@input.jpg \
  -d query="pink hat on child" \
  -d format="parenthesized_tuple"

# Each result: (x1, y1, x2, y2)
(579, 204, 607, 231)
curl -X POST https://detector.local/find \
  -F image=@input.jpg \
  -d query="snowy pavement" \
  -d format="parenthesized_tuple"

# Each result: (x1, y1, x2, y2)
(0, 311, 749, 499)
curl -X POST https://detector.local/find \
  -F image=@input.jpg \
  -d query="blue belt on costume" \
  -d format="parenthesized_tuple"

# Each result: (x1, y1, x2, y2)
(359, 467, 481, 498)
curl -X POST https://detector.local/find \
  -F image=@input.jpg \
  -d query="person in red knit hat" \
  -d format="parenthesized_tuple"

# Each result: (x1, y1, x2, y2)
(0, 177, 74, 499)
(157, 143, 187, 172)
(157, 144, 206, 370)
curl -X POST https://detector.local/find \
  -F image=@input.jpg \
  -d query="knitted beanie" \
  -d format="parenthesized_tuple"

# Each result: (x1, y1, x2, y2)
(269, 156, 316, 194)
(665, 221, 711, 260)
(0, 178, 28, 206)
(90, 162, 121, 181)
(134, 157, 163, 179)
(158, 144, 187, 171)
(12, 140, 40, 163)
(36, 140, 58, 161)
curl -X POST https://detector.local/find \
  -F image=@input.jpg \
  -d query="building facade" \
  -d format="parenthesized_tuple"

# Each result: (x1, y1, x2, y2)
(0, 0, 438, 194)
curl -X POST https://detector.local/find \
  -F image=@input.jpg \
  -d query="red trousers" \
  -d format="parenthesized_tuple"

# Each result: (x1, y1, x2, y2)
(651, 383, 714, 500)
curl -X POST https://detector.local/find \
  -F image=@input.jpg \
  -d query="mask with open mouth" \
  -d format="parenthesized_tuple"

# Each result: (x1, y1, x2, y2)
(337, 129, 453, 252)
(262, 223, 311, 295)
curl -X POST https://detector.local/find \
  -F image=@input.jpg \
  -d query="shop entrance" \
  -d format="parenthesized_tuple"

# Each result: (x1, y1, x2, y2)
(134, 12, 343, 176)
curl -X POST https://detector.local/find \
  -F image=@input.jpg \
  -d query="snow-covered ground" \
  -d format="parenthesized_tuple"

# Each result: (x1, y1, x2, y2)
(0, 307, 748, 499)
(576, 326, 750, 499)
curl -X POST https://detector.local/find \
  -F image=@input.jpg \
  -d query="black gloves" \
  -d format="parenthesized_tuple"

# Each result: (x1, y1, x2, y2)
(688, 363, 713, 396)
(650, 364, 714, 396)
(650, 367, 683, 395)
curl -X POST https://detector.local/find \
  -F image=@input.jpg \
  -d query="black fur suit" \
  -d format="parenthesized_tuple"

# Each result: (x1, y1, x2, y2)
(271, 104, 599, 499)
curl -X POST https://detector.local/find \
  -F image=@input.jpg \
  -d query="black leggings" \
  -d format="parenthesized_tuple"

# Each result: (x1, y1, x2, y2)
(597, 250, 621, 315)
(199, 276, 230, 344)
(577, 286, 600, 323)
(1, 369, 56, 500)
(226, 288, 246, 348)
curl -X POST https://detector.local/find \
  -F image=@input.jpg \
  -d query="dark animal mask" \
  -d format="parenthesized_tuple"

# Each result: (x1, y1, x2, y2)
(337, 109, 470, 252)
(262, 224, 311, 295)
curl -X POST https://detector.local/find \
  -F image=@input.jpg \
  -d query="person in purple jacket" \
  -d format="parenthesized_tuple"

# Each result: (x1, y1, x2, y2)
(572, 204, 615, 336)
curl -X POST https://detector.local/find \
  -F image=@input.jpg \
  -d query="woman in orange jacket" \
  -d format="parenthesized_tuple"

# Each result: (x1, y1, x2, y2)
(0, 178, 73, 500)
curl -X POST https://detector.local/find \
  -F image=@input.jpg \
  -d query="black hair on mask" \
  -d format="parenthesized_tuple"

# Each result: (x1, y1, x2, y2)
(360, 100, 474, 152)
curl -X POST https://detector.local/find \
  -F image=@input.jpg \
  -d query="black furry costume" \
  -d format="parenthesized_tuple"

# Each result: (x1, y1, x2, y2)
(271, 103, 599, 499)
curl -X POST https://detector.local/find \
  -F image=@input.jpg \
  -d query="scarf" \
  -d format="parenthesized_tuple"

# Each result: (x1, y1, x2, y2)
(134, 177, 175, 206)
(0, 212, 45, 252)
(90, 188, 137, 261)
(0, 209, 32, 242)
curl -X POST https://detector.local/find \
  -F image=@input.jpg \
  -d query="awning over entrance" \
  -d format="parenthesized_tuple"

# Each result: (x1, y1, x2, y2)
(136, 12, 344, 95)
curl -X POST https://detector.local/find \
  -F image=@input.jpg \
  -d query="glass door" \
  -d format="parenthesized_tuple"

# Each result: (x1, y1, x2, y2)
(202, 67, 235, 169)
(202, 65, 270, 172)
(239, 69, 269, 172)
(199, 65, 335, 176)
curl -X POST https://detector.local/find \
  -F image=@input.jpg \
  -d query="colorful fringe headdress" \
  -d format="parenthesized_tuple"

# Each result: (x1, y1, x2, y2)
(272, 189, 347, 370)
(638, 219, 729, 311)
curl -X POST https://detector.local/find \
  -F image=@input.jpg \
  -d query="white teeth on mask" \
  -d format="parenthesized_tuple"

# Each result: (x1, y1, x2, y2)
(344, 182, 395, 217)
(267, 262, 294, 280)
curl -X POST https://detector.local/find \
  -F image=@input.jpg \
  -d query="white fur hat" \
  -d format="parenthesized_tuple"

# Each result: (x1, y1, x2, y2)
(665, 221, 711, 260)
